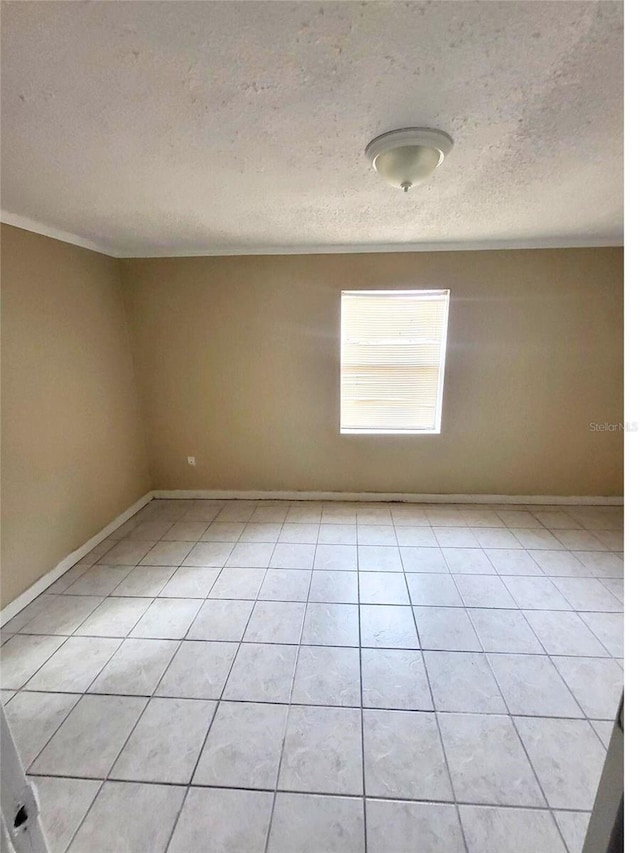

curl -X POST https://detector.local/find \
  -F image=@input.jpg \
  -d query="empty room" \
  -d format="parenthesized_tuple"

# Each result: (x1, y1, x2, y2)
(0, 2, 626, 852)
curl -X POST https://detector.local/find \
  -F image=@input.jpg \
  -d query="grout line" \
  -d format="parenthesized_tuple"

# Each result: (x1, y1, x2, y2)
(410, 568, 470, 852)
(9, 630, 620, 656)
(396, 540, 470, 852)
(163, 562, 279, 853)
(356, 537, 368, 853)
(23, 770, 598, 813)
(261, 528, 319, 853)
(506, 719, 572, 853)
(7, 688, 620, 720)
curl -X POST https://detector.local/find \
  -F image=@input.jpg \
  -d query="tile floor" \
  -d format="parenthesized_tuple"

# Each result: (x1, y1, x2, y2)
(0, 499, 623, 853)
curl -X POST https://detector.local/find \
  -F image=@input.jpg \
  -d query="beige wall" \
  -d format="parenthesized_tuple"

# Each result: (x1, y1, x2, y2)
(1, 224, 151, 608)
(0, 237, 623, 608)
(122, 247, 623, 497)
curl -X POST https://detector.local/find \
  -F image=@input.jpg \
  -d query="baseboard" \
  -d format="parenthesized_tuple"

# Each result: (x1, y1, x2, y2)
(0, 491, 154, 627)
(152, 489, 623, 506)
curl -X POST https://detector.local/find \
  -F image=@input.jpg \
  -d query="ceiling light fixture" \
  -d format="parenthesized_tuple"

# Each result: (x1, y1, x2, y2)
(365, 127, 454, 192)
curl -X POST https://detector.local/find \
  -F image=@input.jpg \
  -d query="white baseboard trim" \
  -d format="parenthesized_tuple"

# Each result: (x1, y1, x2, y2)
(152, 489, 623, 506)
(0, 491, 154, 627)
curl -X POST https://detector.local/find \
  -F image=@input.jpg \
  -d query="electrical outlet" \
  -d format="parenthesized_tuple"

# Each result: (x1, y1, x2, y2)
(187, 456, 196, 466)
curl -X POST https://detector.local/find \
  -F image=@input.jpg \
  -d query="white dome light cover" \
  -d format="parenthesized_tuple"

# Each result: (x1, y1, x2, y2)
(365, 127, 454, 191)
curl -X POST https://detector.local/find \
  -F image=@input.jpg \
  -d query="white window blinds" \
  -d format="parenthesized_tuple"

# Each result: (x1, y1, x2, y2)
(340, 290, 450, 434)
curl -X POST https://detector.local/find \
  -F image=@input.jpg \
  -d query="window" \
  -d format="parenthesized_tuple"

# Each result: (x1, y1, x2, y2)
(340, 289, 450, 434)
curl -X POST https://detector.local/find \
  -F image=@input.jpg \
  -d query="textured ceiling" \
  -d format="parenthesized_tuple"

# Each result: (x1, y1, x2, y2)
(0, 0, 623, 256)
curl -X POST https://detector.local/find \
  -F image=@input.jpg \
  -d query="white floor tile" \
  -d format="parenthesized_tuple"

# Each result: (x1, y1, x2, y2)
(317, 524, 357, 545)
(240, 522, 283, 542)
(186, 599, 252, 641)
(201, 522, 246, 542)
(279, 705, 363, 795)
(514, 716, 605, 810)
(358, 545, 402, 572)
(181, 541, 234, 567)
(208, 567, 266, 599)
(472, 528, 521, 549)
(99, 540, 155, 565)
(31, 694, 146, 777)
(223, 643, 297, 702)
(434, 528, 479, 548)
(5, 691, 79, 767)
(21, 595, 103, 636)
(269, 793, 365, 853)
(32, 776, 100, 853)
(443, 549, 495, 574)
(360, 605, 419, 649)
(162, 521, 209, 541)
(406, 573, 463, 606)
(394, 526, 437, 546)
(158, 566, 221, 598)
(75, 597, 151, 637)
(357, 525, 398, 546)
(485, 549, 542, 575)
(439, 713, 544, 806)
(574, 551, 623, 578)
(64, 566, 134, 596)
(468, 609, 543, 653)
(259, 568, 312, 601)
(269, 543, 315, 569)
(26, 636, 121, 692)
(302, 603, 360, 646)
(308, 570, 358, 603)
(193, 700, 287, 788)
(110, 697, 215, 783)
(512, 530, 565, 550)
(414, 606, 482, 651)
(88, 638, 178, 696)
(358, 572, 409, 605)
(226, 541, 275, 567)
(69, 781, 185, 853)
(554, 810, 591, 853)
(531, 550, 593, 577)
(400, 546, 448, 573)
(367, 800, 464, 853)
(244, 601, 306, 644)
(278, 523, 320, 544)
(459, 805, 566, 853)
(487, 653, 583, 717)
(111, 565, 177, 597)
(155, 640, 237, 699)
(424, 651, 507, 713)
(550, 577, 622, 612)
(501, 576, 571, 610)
(552, 655, 623, 718)
(363, 709, 452, 800)
(313, 544, 357, 571)
(454, 575, 517, 609)
(292, 645, 361, 706)
(523, 610, 609, 656)
(168, 787, 272, 853)
(578, 612, 623, 656)
(130, 598, 201, 640)
(361, 648, 432, 711)
(1, 634, 66, 688)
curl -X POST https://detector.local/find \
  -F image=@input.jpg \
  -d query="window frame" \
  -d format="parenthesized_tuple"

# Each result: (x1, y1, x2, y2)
(339, 288, 450, 436)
